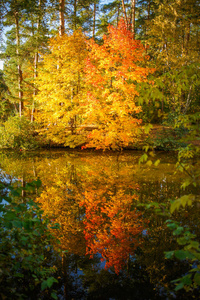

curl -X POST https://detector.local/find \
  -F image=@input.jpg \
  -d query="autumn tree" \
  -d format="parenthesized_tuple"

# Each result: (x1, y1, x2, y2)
(35, 29, 87, 147)
(81, 19, 154, 150)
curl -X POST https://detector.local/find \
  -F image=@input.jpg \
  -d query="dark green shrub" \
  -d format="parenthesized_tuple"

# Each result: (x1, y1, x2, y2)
(0, 180, 58, 299)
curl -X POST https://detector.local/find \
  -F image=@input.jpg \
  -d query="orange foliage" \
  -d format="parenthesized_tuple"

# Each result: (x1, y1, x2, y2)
(80, 184, 146, 274)
(82, 19, 154, 150)
(35, 154, 148, 273)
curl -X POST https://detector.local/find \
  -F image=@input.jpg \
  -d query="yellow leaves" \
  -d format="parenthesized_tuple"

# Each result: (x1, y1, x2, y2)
(170, 194, 195, 214)
(34, 20, 155, 149)
(35, 30, 87, 146)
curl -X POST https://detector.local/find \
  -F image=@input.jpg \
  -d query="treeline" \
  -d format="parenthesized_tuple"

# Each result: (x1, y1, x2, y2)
(0, 0, 199, 149)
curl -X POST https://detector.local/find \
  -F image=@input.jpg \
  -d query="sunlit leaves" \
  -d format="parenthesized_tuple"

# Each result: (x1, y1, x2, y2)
(82, 19, 154, 150)
(35, 30, 87, 147)
(170, 195, 195, 214)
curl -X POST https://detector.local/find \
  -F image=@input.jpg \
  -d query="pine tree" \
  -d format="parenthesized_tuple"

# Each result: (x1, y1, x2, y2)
(2, 0, 51, 119)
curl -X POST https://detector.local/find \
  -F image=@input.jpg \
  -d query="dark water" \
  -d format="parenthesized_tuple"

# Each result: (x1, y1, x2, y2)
(0, 149, 199, 299)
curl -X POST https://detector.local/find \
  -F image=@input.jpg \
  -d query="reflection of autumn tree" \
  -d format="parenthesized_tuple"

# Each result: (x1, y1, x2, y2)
(34, 152, 147, 273)
(77, 158, 147, 274)
(36, 158, 86, 255)
(80, 188, 145, 274)
(3, 150, 197, 280)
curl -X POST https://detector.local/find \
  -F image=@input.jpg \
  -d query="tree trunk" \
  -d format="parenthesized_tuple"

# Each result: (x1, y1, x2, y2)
(31, 0, 41, 122)
(121, 0, 128, 29)
(117, 4, 120, 27)
(121, 0, 136, 38)
(15, 11, 23, 117)
(62, 253, 69, 300)
(131, 0, 136, 39)
(93, 2, 96, 38)
(59, 0, 65, 36)
(185, 21, 190, 55)
(147, 0, 150, 21)
(74, 0, 77, 30)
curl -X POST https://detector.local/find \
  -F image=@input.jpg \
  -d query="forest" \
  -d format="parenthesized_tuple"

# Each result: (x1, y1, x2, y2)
(0, 0, 199, 150)
(0, 0, 200, 299)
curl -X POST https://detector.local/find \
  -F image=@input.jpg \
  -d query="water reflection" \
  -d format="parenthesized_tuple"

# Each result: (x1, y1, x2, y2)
(0, 150, 199, 299)
(79, 171, 146, 274)
(33, 153, 148, 273)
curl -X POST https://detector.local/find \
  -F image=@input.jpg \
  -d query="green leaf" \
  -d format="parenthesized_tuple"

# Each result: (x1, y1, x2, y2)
(12, 220, 23, 228)
(173, 226, 184, 236)
(167, 222, 177, 230)
(143, 145, 149, 152)
(146, 160, 152, 167)
(51, 292, 58, 300)
(190, 241, 200, 249)
(139, 153, 148, 164)
(194, 273, 200, 285)
(174, 250, 194, 260)
(165, 251, 174, 259)
(41, 280, 48, 291)
(193, 253, 200, 260)
(181, 179, 192, 190)
(10, 189, 20, 197)
(5, 211, 16, 220)
(182, 274, 192, 285)
(46, 277, 58, 288)
(170, 195, 194, 213)
(177, 237, 188, 245)
(144, 123, 153, 134)
(174, 282, 184, 291)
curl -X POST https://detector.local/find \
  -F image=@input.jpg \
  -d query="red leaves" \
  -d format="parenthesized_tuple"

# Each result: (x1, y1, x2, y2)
(82, 19, 154, 150)
(80, 186, 145, 274)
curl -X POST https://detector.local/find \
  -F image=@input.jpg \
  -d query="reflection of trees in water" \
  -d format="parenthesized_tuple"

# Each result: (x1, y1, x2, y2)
(1, 150, 200, 299)
(139, 179, 182, 203)
(79, 177, 146, 274)
(36, 161, 86, 256)
(137, 178, 200, 299)
(35, 154, 147, 274)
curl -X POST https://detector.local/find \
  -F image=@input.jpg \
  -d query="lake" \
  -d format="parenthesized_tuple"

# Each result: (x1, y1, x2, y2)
(0, 149, 199, 299)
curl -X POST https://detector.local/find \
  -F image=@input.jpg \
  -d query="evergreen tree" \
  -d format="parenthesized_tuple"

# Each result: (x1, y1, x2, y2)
(1, 0, 51, 119)
(0, 70, 13, 123)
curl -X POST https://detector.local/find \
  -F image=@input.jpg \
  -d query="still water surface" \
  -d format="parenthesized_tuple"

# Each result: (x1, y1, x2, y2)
(0, 149, 199, 299)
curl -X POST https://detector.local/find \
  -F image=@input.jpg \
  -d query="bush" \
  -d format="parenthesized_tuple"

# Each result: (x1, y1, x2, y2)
(0, 116, 41, 149)
(0, 180, 59, 299)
